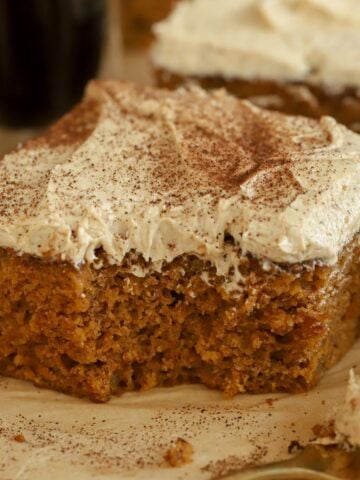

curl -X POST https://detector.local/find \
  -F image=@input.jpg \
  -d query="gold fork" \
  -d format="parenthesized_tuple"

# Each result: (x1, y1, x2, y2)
(225, 445, 360, 480)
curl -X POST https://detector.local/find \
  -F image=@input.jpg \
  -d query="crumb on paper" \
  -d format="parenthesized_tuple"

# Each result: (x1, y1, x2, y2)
(287, 440, 303, 454)
(13, 434, 26, 443)
(312, 420, 336, 440)
(164, 438, 193, 467)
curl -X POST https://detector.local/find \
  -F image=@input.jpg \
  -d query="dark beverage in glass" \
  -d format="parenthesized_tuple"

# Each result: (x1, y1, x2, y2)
(0, 0, 106, 127)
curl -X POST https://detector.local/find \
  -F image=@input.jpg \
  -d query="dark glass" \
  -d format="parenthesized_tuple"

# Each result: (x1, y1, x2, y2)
(0, 0, 106, 127)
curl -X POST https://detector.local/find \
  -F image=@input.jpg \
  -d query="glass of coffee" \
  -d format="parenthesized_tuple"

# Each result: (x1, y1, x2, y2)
(0, 0, 106, 127)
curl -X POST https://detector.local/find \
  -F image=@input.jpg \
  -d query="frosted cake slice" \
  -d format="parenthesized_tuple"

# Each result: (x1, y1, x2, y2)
(0, 80, 359, 401)
(153, 0, 360, 133)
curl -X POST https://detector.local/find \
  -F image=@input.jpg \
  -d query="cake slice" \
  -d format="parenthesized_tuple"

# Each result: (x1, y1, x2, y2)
(0, 80, 359, 402)
(152, 0, 360, 133)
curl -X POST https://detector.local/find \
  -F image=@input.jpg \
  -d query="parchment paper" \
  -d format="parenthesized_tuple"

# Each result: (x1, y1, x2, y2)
(0, 340, 359, 480)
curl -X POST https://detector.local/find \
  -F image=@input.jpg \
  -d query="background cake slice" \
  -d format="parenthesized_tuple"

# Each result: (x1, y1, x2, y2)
(121, 0, 177, 49)
(153, 0, 360, 133)
(0, 80, 359, 401)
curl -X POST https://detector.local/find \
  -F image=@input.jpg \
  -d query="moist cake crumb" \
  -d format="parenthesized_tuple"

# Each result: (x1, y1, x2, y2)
(164, 438, 193, 467)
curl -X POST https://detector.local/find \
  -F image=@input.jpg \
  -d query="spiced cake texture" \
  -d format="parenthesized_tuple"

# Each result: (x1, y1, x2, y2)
(164, 438, 193, 467)
(121, 0, 176, 49)
(0, 80, 359, 402)
(153, 0, 360, 133)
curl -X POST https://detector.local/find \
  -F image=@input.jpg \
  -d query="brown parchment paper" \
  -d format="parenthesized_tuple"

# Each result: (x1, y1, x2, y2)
(0, 339, 359, 480)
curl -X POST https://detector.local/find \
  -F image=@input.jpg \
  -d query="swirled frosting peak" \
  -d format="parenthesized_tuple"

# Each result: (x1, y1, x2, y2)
(152, 0, 360, 87)
(0, 81, 360, 283)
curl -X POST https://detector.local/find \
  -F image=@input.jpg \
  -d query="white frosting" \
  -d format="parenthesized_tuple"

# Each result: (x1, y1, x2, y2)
(152, 0, 360, 87)
(336, 371, 360, 446)
(0, 81, 360, 288)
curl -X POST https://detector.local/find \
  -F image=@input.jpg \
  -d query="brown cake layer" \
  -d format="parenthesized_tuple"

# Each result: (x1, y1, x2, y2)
(156, 70, 360, 133)
(0, 232, 359, 402)
(121, 0, 176, 49)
